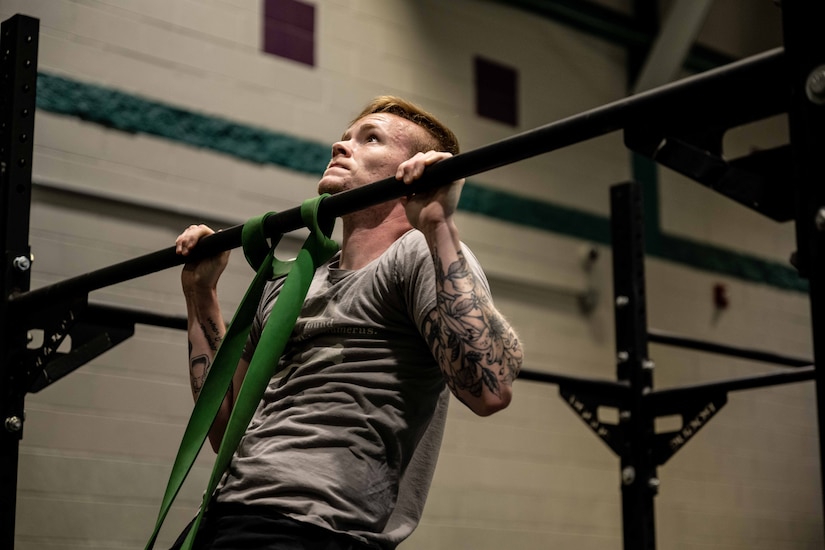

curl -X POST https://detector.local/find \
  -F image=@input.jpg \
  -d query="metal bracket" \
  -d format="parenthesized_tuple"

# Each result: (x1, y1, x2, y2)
(625, 127, 795, 222)
(24, 297, 87, 387)
(24, 297, 135, 393)
(559, 386, 624, 456)
(651, 392, 728, 466)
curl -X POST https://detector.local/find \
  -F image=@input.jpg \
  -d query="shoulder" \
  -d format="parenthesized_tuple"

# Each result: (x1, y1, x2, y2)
(391, 229, 430, 254)
(375, 229, 429, 271)
(385, 229, 483, 272)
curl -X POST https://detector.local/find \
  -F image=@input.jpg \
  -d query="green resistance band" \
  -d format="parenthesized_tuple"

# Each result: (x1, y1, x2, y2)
(145, 194, 338, 550)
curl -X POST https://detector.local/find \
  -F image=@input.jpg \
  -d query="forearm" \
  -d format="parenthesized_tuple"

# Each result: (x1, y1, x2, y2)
(185, 287, 225, 398)
(184, 287, 233, 450)
(421, 220, 523, 416)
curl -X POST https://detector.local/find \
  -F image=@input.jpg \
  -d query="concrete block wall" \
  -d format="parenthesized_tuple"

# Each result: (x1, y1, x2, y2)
(0, 0, 818, 548)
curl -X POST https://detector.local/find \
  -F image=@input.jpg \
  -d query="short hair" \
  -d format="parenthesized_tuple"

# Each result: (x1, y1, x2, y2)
(350, 96, 460, 155)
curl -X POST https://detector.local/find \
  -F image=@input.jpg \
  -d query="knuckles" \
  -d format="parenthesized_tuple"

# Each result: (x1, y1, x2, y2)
(175, 224, 215, 255)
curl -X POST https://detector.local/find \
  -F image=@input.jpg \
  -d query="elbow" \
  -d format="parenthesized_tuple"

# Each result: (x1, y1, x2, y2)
(207, 429, 224, 454)
(473, 360, 522, 416)
(471, 386, 513, 417)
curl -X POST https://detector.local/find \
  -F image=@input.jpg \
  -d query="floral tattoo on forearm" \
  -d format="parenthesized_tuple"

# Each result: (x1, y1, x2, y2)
(424, 248, 522, 401)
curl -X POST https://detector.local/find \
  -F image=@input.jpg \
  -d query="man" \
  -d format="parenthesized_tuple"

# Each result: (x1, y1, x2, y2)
(174, 96, 523, 549)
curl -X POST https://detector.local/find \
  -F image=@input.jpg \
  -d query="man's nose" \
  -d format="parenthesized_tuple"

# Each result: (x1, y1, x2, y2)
(331, 140, 351, 157)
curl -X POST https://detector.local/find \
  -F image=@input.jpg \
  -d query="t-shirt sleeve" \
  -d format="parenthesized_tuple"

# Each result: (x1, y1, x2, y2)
(395, 231, 491, 335)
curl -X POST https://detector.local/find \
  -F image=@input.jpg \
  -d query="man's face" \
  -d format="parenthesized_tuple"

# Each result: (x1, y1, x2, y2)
(318, 113, 427, 195)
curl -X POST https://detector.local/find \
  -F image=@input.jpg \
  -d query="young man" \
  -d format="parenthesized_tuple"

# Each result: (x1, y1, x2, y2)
(174, 96, 523, 549)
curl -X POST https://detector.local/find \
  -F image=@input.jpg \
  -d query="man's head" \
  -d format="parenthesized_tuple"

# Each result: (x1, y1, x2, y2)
(350, 96, 459, 156)
(318, 97, 459, 196)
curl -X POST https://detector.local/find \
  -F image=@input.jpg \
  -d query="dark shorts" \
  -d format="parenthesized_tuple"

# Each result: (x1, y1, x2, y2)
(169, 503, 373, 550)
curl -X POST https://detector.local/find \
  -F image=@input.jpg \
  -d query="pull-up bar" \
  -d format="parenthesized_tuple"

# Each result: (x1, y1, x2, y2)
(8, 47, 787, 313)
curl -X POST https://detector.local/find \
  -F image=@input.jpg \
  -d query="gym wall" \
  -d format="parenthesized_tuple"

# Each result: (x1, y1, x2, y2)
(1, 0, 818, 549)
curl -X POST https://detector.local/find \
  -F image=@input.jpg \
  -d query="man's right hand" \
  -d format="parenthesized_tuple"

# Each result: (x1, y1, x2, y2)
(175, 224, 230, 294)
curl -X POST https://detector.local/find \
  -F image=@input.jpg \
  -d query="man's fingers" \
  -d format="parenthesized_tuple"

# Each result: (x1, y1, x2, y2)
(175, 224, 215, 256)
(397, 151, 453, 184)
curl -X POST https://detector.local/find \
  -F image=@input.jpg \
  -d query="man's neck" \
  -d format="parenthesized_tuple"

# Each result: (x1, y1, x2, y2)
(339, 203, 412, 270)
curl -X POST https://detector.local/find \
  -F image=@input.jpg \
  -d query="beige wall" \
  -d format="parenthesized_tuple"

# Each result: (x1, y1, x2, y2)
(1, 0, 818, 548)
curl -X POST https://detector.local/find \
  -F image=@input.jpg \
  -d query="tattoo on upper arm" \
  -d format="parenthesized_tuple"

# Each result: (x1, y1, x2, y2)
(426, 248, 523, 400)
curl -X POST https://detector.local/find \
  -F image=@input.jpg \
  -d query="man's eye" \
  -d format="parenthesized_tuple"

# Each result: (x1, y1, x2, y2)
(366, 134, 379, 142)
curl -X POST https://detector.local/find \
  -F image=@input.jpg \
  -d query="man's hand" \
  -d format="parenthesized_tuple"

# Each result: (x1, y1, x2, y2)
(396, 151, 464, 232)
(175, 224, 230, 295)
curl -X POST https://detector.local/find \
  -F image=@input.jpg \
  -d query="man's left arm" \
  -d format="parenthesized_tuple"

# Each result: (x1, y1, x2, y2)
(399, 152, 523, 416)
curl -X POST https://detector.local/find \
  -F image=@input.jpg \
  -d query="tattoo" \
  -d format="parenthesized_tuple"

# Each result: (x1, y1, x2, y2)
(207, 317, 221, 337)
(190, 353, 210, 398)
(425, 248, 523, 402)
(199, 317, 222, 352)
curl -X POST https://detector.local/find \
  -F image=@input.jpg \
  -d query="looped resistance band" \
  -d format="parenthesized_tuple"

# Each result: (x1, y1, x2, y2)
(145, 195, 338, 550)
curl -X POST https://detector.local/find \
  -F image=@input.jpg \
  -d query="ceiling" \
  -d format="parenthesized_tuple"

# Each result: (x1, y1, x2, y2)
(488, 0, 784, 78)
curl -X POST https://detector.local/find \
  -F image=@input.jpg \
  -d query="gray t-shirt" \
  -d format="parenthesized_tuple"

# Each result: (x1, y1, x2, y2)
(214, 230, 487, 549)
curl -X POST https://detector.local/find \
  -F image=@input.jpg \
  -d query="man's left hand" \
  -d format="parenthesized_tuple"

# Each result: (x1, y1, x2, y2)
(397, 151, 464, 231)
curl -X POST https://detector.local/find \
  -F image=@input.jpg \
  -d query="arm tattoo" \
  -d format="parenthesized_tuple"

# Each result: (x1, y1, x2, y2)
(425, 248, 522, 401)
(190, 353, 210, 398)
(199, 317, 223, 352)
(189, 320, 229, 401)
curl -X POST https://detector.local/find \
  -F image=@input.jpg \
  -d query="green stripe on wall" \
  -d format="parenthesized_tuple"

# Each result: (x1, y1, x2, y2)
(458, 184, 612, 245)
(659, 234, 803, 291)
(35, 72, 807, 293)
(37, 73, 330, 175)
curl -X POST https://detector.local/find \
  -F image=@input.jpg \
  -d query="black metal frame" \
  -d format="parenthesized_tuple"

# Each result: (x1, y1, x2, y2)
(0, 14, 38, 549)
(1, 2, 823, 548)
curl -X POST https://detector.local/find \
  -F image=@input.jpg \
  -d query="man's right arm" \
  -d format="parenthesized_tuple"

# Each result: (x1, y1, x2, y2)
(176, 224, 248, 452)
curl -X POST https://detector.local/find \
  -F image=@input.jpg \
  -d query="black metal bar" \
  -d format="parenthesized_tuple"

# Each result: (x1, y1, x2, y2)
(648, 329, 812, 368)
(0, 14, 38, 550)
(780, 1, 825, 539)
(8, 47, 787, 313)
(646, 367, 815, 411)
(41, 302, 817, 403)
(518, 368, 630, 400)
(611, 182, 656, 550)
(84, 303, 188, 331)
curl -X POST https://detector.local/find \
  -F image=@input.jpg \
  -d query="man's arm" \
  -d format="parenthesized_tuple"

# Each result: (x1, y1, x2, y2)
(419, 219, 522, 415)
(398, 153, 523, 416)
(176, 224, 248, 451)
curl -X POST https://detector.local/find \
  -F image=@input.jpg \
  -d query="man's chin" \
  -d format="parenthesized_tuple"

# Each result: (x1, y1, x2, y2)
(318, 180, 345, 196)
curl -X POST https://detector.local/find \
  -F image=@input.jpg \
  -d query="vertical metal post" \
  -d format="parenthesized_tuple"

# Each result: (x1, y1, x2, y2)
(779, 0, 825, 538)
(611, 182, 657, 550)
(0, 14, 38, 549)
